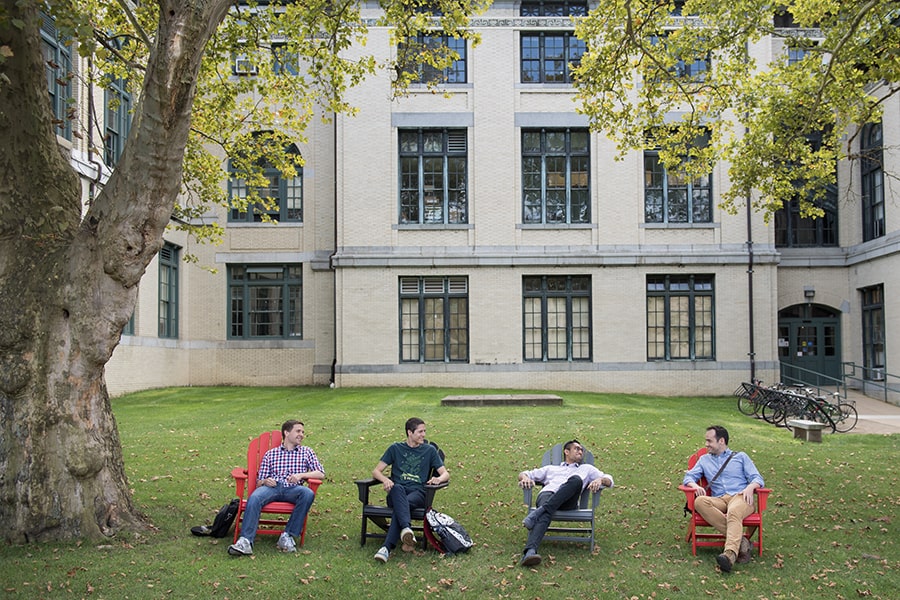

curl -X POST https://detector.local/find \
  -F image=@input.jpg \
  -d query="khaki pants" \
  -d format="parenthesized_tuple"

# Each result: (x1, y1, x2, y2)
(694, 494, 754, 555)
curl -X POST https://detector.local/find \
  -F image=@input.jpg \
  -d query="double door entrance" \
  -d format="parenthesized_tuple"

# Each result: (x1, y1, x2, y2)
(778, 304, 842, 387)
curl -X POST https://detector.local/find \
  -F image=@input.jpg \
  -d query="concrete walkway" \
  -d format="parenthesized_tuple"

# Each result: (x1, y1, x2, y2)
(843, 391, 900, 434)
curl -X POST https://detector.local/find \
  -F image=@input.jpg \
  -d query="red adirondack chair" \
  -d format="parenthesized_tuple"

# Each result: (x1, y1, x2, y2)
(230, 430, 323, 546)
(678, 448, 771, 557)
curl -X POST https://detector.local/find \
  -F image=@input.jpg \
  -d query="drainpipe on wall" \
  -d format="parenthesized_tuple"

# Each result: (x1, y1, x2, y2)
(746, 175, 756, 382)
(329, 113, 338, 387)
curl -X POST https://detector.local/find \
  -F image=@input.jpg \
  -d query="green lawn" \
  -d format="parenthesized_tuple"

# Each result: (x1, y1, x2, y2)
(1, 386, 897, 599)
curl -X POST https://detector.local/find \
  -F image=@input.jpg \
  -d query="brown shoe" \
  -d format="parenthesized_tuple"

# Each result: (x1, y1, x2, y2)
(716, 550, 735, 573)
(737, 537, 752, 563)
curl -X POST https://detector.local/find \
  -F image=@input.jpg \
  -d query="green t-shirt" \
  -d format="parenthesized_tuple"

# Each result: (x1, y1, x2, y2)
(380, 442, 443, 491)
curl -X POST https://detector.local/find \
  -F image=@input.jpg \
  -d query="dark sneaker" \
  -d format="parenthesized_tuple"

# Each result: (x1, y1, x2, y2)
(737, 536, 752, 564)
(716, 550, 735, 573)
(520, 548, 542, 567)
(228, 536, 253, 556)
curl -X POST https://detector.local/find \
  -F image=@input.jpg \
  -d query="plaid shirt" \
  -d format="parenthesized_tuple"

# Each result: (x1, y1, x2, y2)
(258, 445, 324, 487)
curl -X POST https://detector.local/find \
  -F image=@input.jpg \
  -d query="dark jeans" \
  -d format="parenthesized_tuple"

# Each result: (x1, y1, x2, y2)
(525, 475, 583, 553)
(384, 485, 426, 551)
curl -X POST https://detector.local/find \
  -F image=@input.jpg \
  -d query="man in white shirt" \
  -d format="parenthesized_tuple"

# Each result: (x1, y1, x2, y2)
(517, 439, 614, 566)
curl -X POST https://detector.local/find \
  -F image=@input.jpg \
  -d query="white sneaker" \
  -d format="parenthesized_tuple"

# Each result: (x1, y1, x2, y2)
(277, 532, 296, 553)
(374, 546, 390, 563)
(400, 527, 416, 548)
(228, 536, 253, 556)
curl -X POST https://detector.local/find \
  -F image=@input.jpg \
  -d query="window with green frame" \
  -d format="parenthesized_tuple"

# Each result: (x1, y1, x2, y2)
(860, 284, 885, 381)
(522, 129, 590, 224)
(520, 32, 586, 84)
(644, 132, 712, 224)
(158, 243, 179, 339)
(400, 34, 466, 84)
(646, 274, 714, 360)
(399, 276, 469, 362)
(40, 12, 73, 140)
(105, 75, 132, 167)
(523, 275, 591, 361)
(399, 129, 468, 225)
(229, 264, 302, 339)
(228, 143, 303, 223)
(861, 121, 884, 242)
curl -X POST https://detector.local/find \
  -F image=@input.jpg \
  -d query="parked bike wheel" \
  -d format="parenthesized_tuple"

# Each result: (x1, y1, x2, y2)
(761, 398, 786, 426)
(833, 403, 859, 433)
(738, 390, 762, 416)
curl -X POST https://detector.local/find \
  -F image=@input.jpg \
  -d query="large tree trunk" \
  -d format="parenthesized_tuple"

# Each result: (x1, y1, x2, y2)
(0, 0, 231, 542)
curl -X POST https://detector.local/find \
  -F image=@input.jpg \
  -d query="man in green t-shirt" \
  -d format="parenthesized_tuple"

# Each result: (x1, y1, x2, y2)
(371, 417, 449, 563)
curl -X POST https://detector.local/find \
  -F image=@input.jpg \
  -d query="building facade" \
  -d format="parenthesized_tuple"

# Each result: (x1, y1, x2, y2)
(46, 4, 897, 398)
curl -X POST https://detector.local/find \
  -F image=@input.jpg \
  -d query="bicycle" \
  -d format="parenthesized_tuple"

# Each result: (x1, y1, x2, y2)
(815, 393, 859, 433)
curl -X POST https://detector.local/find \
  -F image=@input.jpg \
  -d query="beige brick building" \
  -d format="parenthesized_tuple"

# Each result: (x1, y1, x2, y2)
(48, 4, 897, 398)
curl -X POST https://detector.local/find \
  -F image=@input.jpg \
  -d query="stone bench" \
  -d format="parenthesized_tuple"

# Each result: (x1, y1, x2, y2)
(440, 394, 563, 407)
(788, 419, 827, 442)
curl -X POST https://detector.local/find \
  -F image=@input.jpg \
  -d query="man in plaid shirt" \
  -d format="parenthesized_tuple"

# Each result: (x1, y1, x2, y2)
(228, 420, 325, 556)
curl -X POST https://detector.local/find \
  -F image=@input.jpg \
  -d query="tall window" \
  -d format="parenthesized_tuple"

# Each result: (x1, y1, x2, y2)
(861, 285, 885, 381)
(644, 138, 712, 224)
(861, 122, 884, 241)
(774, 131, 837, 246)
(399, 129, 468, 224)
(647, 275, 714, 360)
(229, 264, 302, 339)
(228, 145, 303, 223)
(399, 276, 469, 362)
(40, 13, 72, 140)
(104, 76, 132, 167)
(523, 275, 591, 361)
(158, 243, 179, 339)
(402, 35, 466, 84)
(522, 129, 590, 224)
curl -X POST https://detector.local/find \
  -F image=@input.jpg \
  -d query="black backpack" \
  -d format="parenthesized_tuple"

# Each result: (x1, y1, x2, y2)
(191, 498, 240, 538)
(423, 508, 474, 555)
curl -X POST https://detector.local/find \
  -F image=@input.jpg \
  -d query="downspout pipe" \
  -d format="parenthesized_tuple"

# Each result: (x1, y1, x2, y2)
(329, 113, 338, 386)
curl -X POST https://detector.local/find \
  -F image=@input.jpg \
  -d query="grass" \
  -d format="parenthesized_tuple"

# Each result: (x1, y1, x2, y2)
(1, 386, 897, 599)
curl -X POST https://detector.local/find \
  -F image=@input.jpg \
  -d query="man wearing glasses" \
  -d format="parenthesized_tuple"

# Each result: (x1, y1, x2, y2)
(516, 439, 614, 567)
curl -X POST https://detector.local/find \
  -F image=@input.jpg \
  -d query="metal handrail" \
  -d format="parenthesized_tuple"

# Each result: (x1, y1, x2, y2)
(778, 362, 846, 399)
(842, 362, 900, 404)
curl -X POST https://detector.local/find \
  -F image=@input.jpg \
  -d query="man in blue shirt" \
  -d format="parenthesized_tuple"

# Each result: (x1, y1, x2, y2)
(683, 425, 764, 572)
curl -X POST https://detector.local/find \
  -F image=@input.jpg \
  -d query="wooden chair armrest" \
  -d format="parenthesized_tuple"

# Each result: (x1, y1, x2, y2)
(755, 487, 771, 512)
(232, 467, 249, 498)
(307, 478, 323, 494)
(588, 486, 606, 510)
(355, 478, 380, 504)
(678, 485, 697, 510)
(423, 481, 448, 506)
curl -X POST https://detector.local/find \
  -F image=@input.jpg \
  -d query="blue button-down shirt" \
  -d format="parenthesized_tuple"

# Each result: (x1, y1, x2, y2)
(682, 449, 764, 496)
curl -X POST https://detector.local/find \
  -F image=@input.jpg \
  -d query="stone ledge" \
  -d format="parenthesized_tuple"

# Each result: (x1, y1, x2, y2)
(441, 394, 563, 407)
(788, 419, 827, 443)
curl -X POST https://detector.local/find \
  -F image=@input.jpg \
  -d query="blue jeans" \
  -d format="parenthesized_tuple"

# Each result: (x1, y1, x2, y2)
(240, 483, 315, 544)
(384, 485, 426, 551)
